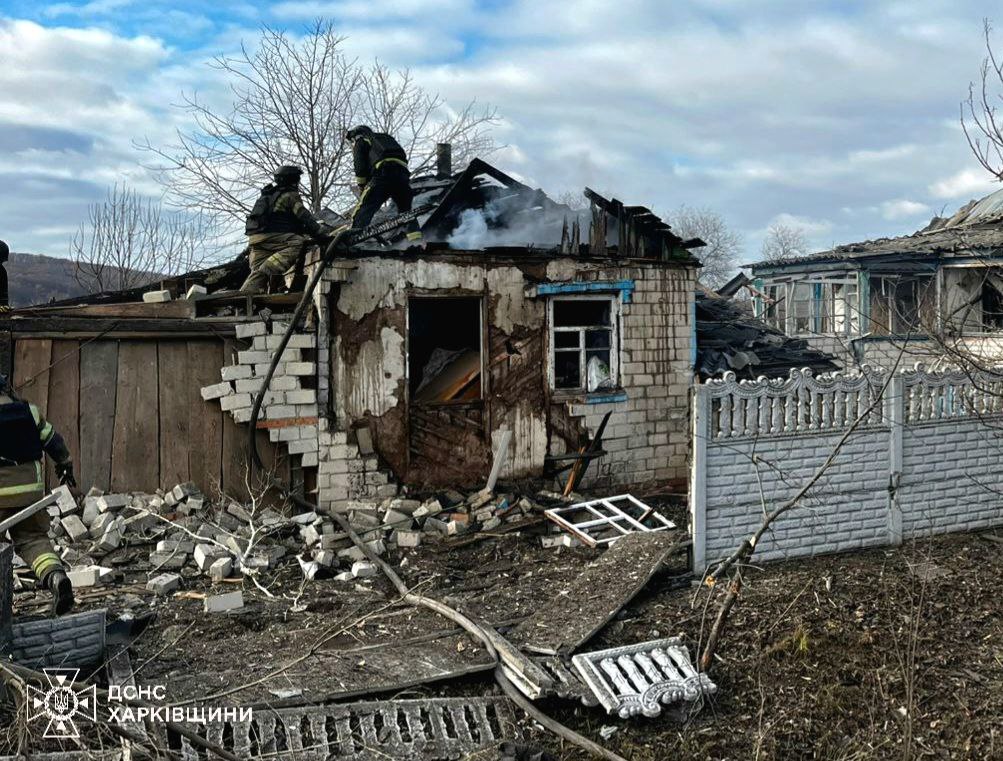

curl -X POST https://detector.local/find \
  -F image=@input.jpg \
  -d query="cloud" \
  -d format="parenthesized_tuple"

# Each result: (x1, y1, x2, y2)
(44, 0, 136, 17)
(2, 0, 1002, 259)
(880, 198, 931, 220)
(271, 0, 471, 22)
(928, 167, 999, 199)
(769, 212, 834, 237)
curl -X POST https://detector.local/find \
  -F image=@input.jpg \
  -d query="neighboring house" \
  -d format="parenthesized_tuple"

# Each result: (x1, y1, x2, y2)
(695, 287, 838, 380)
(5, 157, 704, 506)
(748, 188, 1003, 370)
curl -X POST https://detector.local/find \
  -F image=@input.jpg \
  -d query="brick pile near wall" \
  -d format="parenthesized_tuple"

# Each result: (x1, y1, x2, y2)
(691, 365, 1003, 570)
(201, 320, 321, 467)
(0, 543, 12, 653)
(568, 266, 694, 488)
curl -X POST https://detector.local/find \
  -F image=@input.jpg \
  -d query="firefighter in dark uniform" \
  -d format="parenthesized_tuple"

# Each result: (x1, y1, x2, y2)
(0, 373, 75, 615)
(0, 239, 9, 314)
(240, 165, 333, 295)
(346, 126, 422, 242)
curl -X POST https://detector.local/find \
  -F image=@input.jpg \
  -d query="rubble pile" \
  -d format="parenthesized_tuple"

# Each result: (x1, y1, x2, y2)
(35, 482, 572, 602)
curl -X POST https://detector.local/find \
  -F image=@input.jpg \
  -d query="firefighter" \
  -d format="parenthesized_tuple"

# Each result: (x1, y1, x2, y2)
(240, 165, 333, 295)
(346, 126, 422, 243)
(0, 239, 9, 313)
(0, 373, 75, 615)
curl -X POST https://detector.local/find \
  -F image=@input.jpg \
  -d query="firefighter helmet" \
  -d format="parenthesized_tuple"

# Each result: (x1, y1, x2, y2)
(273, 165, 303, 184)
(345, 125, 373, 141)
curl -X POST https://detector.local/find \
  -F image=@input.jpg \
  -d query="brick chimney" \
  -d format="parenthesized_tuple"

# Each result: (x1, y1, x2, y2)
(436, 143, 452, 180)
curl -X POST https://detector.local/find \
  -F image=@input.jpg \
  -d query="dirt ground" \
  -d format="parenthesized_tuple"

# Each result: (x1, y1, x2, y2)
(7, 504, 1003, 760)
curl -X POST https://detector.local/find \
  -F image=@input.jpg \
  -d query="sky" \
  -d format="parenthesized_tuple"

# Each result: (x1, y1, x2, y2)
(1, 0, 1002, 264)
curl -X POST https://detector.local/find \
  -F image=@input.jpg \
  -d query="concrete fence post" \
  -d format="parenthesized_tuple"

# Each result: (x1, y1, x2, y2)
(886, 374, 904, 545)
(690, 383, 710, 572)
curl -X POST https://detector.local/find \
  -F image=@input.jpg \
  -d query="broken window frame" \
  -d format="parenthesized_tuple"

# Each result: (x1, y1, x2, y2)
(756, 274, 860, 337)
(544, 494, 675, 548)
(547, 294, 621, 394)
(870, 274, 933, 335)
(940, 264, 1003, 335)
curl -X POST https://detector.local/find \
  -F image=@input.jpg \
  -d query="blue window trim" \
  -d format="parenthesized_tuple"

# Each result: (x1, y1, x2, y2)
(584, 391, 628, 404)
(534, 279, 636, 303)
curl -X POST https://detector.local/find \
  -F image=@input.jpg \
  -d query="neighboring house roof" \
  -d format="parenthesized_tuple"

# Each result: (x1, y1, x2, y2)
(695, 288, 839, 379)
(749, 186, 1003, 272)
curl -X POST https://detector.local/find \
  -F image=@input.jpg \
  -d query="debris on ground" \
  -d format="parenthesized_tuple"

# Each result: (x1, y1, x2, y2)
(571, 637, 716, 718)
(543, 494, 676, 547)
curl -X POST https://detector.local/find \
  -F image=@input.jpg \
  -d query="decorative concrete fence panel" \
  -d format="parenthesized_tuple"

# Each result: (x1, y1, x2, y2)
(691, 365, 1003, 570)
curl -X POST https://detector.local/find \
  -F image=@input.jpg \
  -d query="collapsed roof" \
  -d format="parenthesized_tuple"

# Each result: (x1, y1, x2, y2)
(325, 157, 705, 261)
(695, 287, 839, 379)
(750, 186, 1003, 272)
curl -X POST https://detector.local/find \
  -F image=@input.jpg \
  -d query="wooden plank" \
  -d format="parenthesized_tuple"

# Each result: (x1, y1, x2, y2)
(111, 341, 159, 493)
(12, 338, 52, 406)
(10, 316, 236, 337)
(157, 341, 192, 491)
(12, 338, 52, 487)
(45, 340, 80, 490)
(17, 301, 195, 319)
(79, 341, 118, 492)
(187, 341, 224, 497)
(509, 532, 683, 656)
(219, 338, 248, 501)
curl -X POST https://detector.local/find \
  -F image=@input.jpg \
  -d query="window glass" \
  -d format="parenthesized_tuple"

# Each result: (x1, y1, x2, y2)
(791, 282, 812, 333)
(554, 351, 581, 389)
(554, 332, 580, 349)
(585, 330, 611, 349)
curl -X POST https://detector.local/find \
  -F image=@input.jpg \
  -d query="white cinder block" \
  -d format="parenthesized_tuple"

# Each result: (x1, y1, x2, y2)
(201, 382, 233, 401)
(221, 365, 253, 381)
(235, 322, 267, 339)
(204, 591, 243, 613)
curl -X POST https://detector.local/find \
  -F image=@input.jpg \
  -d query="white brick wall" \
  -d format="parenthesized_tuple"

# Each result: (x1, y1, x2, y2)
(201, 320, 321, 467)
(692, 365, 1003, 570)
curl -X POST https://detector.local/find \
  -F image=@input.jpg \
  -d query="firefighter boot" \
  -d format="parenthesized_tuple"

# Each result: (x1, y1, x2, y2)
(46, 570, 75, 616)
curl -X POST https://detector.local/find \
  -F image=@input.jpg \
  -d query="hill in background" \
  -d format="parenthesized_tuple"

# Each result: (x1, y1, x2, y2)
(5, 252, 158, 307)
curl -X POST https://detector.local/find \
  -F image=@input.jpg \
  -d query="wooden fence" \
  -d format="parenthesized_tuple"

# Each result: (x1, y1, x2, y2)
(10, 336, 286, 500)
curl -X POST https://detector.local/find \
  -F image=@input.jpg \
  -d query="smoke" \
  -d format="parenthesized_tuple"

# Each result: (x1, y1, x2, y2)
(446, 195, 590, 250)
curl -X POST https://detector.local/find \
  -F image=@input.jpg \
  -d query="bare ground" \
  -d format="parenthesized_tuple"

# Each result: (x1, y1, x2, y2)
(7, 510, 1003, 760)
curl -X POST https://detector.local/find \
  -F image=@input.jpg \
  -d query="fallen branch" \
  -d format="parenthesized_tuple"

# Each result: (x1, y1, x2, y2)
(495, 667, 629, 761)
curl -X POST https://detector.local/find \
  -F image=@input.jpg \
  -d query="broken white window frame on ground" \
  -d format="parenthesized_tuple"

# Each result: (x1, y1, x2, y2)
(544, 494, 675, 548)
(548, 294, 621, 393)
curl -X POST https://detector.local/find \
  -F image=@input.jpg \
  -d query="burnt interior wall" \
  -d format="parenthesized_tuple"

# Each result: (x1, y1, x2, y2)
(326, 255, 695, 490)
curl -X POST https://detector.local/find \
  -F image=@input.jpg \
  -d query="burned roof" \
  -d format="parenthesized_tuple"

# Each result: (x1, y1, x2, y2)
(695, 289, 838, 379)
(326, 157, 704, 262)
(750, 187, 1003, 272)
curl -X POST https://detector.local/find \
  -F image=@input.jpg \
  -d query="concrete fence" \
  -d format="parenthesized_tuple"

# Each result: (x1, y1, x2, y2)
(690, 365, 1003, 570)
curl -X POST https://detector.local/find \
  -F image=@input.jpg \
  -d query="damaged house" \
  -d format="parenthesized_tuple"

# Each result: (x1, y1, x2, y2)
(4, 155, 703, 507)
(749, 187, 1003, 370)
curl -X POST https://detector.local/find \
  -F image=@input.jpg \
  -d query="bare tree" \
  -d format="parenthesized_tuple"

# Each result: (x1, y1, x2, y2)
(140, 21, 499, 224)
(962, 19, 1003, 181)
(666, 205, 743, 288)
(760, 222, 809, 263)
(71, 185, 224, 294)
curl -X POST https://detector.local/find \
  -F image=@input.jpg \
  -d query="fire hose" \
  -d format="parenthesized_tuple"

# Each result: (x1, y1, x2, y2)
(243, 213, 627, 761)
